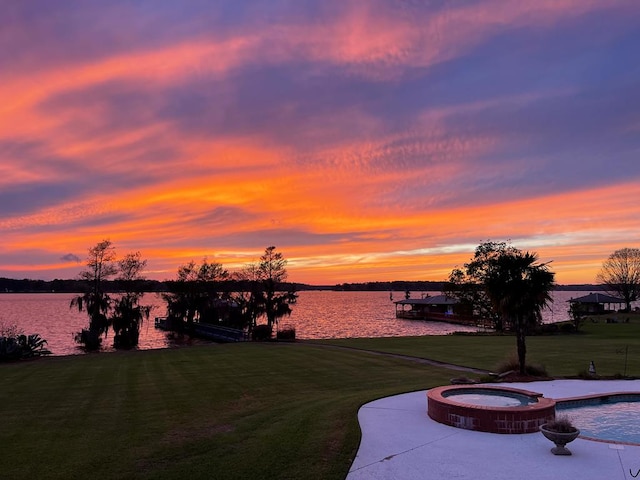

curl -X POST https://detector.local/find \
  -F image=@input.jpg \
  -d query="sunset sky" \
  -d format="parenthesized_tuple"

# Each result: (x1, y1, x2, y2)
(2, 0, 639, 285)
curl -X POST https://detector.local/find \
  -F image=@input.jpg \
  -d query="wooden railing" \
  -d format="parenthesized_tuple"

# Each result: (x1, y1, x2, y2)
(193, 323, 249, 342)
(396, 310, 482, 327)
(155, 317, 248, 342)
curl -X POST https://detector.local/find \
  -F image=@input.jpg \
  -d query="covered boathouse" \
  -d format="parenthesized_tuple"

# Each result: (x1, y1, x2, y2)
(568, 292, 626, 314)
(394, 294, 477, 326)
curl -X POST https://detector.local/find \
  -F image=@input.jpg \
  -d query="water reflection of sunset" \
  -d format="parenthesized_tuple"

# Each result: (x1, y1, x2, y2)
(1, 1, 639, 284)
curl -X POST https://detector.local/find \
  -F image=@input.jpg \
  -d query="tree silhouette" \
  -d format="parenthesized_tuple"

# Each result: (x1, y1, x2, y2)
(162, 259, 229, 332)
(448, 242, 555, 374)
(71, 240, 117, 350)
(257, 246, 296, 329)
(111, 252, 152, 348)
(234, 246, 297, 337)
(597, 248, 640, 312)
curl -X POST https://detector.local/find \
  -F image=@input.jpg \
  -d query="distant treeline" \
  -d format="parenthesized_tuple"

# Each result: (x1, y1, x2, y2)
(0, 277, 314, 294)
(0, 277, 603, 294)
(335, 281, 446, 291)
(334, 281, 604, 292)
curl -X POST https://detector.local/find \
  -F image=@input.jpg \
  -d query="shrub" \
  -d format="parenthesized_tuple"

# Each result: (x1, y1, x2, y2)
(73, 329, 103, 351)
(0, 322, 23, 338)
(0, 333, 51, 361)
(277, 327, 296, 341)
(559, 322, 576, 334)
(450, 376, 475, 385)
(251, 324, 273, 341)
(494, 353, 548, 377)
(544, 415, 576, 433)
(535, 322, 577, 335)
(537, 323, 559, 334)
(18, 334, 51, 358)
(450, 331, 504, 336)
(524, 364, 548, 376)
(0, 336, 22, 361)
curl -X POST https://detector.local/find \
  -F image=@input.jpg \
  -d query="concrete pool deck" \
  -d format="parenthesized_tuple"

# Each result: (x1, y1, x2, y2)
(347, 380, 640, 480)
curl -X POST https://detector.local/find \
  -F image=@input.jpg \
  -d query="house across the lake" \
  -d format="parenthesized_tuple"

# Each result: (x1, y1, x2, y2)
(394, 295, 478, 326)
(568, 292, 625, 314)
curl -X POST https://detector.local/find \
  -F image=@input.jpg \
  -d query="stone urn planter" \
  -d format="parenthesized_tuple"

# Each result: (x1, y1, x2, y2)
(540, 423, 580, 455)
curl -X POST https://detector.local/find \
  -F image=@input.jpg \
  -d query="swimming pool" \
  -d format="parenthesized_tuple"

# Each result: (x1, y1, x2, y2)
(557, 394, 640, 444)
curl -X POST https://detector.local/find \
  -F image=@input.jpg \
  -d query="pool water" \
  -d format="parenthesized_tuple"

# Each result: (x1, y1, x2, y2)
(558, 400, 640, 444)
(444, 389, 535, 407)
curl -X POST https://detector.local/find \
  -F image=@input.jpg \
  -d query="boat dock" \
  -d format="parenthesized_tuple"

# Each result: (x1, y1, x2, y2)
(394, 296, 486, 327)
(155, 317, 249, 342)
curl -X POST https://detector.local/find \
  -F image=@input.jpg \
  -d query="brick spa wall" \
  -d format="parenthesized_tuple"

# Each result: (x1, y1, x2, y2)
(427, 385, 556, 434)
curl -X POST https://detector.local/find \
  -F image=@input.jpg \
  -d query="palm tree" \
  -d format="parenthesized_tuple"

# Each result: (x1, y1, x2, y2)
(483, 249, 555, 375)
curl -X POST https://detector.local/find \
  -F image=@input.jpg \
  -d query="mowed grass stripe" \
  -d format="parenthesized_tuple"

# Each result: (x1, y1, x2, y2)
(3, 319, 640, 479)
(1, 343, 455, 480)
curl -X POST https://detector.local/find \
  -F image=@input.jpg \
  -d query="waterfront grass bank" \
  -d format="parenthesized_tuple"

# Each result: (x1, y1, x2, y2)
(317, 315, 640, 377)
(0, 343, 455, 480)
(2, 318, 639, 479)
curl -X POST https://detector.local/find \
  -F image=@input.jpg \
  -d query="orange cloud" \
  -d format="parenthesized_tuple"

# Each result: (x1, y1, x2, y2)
(1, 0, 638, 285)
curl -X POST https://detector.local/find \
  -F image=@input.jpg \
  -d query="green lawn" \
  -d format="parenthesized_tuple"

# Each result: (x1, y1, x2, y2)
(2, 318, 639, 480)
(316, 315, 640, 377)
(0, 343, 455, 480)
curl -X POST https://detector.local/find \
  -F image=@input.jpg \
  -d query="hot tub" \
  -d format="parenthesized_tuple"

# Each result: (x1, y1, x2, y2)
(427, 385, 556, 434)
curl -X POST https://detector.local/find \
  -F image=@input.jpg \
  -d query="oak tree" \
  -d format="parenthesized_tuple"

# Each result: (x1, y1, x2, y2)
(597, 248, 640, 312)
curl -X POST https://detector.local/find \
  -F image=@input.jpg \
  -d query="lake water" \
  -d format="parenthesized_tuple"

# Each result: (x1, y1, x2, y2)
(0, 290, 594, 356)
